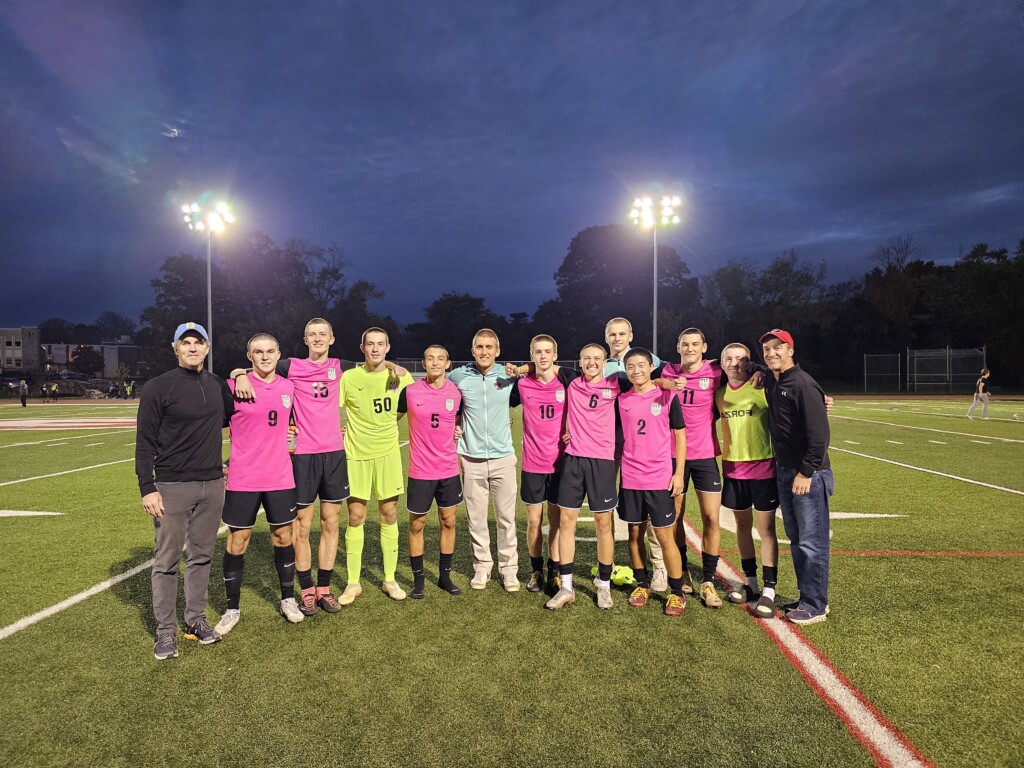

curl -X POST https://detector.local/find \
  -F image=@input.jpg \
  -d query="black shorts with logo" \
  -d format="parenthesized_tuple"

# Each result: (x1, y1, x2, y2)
(222, 488, 298, 529)
(722, 476, 778, 513)
(407, 475, 463, 515)
(684, 457, 722, 494)
(292, 450, 349, 506)
(617, 488, 677, 528)
(557, 455, 617, 513)
(521, 470, 561, 505)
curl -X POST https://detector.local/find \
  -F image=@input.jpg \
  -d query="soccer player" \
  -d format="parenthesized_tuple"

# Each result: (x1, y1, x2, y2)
(508, 334, 573, 594)
(338, 327, 414, 604)
(545, 344, 631, 610)
(398, 345, 464, 599)
(717, 343, 780, 619)
(136, 322, 233, 659)
(760, 329, 834, 625)
(617, 348, 688, 616)
(215, 333, 304, 635)
(966, 368, 991, 420)
(449, 329, 520, 592)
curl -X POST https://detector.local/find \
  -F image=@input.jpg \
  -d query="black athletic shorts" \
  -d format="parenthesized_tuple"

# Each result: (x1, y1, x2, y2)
(684, 457, 723, 494)
(521, 470, 561, 505)
(292, 450, 349, 506)
(222, 488, 298, 529)
(407, 475, 463, 515)
(722, 476, 778, 513)
(617, 488, 677, 529)
(557, 455, 617, 513)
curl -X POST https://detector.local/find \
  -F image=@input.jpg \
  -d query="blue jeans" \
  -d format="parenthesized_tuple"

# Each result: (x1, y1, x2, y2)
(776, 465, 835, 616)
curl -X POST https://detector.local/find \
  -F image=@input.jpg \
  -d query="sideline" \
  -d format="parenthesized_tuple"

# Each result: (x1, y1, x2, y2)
(0, 458, 134, 487)
(831, 447, 1024, 496)
(831, 414, 1023, 443)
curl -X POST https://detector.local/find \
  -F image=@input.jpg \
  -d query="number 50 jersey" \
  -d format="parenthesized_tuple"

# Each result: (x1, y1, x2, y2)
(340, 366, 414, 460)
(226, 374, 296, 491)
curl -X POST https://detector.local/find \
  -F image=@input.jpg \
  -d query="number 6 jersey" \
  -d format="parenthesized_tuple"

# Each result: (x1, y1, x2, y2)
(226, 374, 296, 491)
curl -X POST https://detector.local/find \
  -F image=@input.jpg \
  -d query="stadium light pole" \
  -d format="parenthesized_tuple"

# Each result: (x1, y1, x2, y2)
(181, 201, 235, 375)
(630, 195, 681, 354)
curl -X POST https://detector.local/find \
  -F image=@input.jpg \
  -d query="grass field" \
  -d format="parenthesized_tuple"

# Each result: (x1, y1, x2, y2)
(1, 395, 1023, 767)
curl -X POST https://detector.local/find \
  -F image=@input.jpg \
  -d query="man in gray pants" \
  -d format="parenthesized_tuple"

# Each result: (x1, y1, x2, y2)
(135, 322, 234, 660)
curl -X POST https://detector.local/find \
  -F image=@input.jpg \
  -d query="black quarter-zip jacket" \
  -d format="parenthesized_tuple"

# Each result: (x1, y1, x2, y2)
(135, 366, 235, 496)
(764, 364, 831, 477)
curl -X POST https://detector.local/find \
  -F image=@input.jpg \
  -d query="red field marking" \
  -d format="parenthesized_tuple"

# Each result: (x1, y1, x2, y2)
(720, 547, 1024, 558)
(682, 519, 934, 767)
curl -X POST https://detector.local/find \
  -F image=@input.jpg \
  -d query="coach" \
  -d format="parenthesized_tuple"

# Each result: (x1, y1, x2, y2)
(759, 329, 834, 626)
(135, 322, 234, 659)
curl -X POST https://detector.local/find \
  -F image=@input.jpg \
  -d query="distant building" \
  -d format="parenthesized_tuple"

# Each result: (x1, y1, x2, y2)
(0, 327, 41, 373)
(44, 342, 142, 378)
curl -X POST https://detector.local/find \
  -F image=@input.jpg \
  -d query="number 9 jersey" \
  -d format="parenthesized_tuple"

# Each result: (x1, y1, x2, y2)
(226, 374, 297, 492)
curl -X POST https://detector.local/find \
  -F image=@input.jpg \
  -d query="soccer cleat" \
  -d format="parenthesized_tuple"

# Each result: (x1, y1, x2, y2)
(628, 586, 651, 608)
(153, 633, 178, 660)
(787, 608, 828, 625)
(664, 593, 686, 617)
(595, 584, 613, 610)
(317, 590, 342, 613)
(649, 567, 669, 592)
(183, 617, 221, 645)
(545, 587, 576, 610)
(214, 608, 240, 636)
(298, 587, 319, 616)
(700, 581, 723, 609)
(470, 569, 490, 590)
(526, 570, 544, 593)
(410, 583, 426, 600)
(280, 598, 304, 624)
(437, 579, 463, 596)
(336, 584, 362, 607)
(503, 574, 521, 593)
(681, 570, 694, 594)
(727, 584, 760, 604)
(753, 594, 777, 619)
(382, 580, 407, 601)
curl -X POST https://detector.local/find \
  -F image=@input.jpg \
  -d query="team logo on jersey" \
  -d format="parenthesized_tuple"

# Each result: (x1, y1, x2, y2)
(699, 377, 711, 390)
(281, 395, 292, 409)
(445, 398, 455, 412)
(327, 367, 337, 380)
(602, 389, 613, 398)
(555, 390, 564, 403)
(650, 403, 662, 416)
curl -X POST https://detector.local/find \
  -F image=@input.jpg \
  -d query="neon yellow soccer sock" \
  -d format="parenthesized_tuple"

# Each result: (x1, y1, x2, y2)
(346, 524, 365, 583)
(380, 522, 399, 582)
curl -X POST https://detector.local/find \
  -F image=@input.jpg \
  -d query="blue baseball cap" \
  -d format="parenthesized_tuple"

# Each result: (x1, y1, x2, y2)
(173, 322, 209, 342)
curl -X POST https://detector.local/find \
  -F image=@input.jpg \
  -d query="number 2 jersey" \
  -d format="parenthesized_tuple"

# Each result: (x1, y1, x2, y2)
(277, 357, 347, 455)
(618, 387, 685, 490)
(398, 378, 462, 480)
(659, 359, 722, 460)
(340, 366, 414, 460)
(226, 374, 296, 492)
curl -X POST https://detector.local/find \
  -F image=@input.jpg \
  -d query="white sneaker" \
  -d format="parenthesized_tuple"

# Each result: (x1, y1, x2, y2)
(280, 598, 304, 624)
(338, 583, 363, 606)
(545, 587, 576, 610)
(649, 567, 668, 592)
(595, 584, 613, 610)
(214, 608, 240, 636)
(470, 569, 490, 590)
(502, 574, 520, 593)
(382, 580, 407, 601)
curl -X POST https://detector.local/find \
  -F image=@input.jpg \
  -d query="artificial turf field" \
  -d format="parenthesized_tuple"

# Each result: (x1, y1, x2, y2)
(1, 396, 1022, 767)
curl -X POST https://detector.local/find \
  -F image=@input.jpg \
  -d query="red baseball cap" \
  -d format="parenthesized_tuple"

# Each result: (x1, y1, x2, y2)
(759, 328, 795, 348)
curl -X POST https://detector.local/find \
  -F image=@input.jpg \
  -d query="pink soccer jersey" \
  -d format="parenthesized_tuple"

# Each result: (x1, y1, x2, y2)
(661, 359, 722, 460)
(565, 374, 625, 462)
(400, 379, 462, 480)
(618, 388, 685, 490)
(511, 374, 568, 474)
(226, 375, 296, 492)
(282, 357, 345, 454)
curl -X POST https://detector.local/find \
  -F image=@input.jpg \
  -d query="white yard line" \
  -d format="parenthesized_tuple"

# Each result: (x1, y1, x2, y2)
(0, 459, 134, 487)
(84, 443, 104, 447)
(927, 440, 946, 445)
(0, 510, 64, 518)
(843, 440, 859, 445)
(832, 447, 1024, 496)
(832, 414, 1023, 443)
(970, 440, 991, 445)
(885, 440, 903, 445)
(0, 430, 134, 449)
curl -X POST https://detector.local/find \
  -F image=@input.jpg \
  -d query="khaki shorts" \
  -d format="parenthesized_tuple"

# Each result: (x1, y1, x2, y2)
(348, 449, 405, 501)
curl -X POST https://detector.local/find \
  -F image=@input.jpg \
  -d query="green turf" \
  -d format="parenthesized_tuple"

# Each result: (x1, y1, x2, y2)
(0, 397, 1022, 766)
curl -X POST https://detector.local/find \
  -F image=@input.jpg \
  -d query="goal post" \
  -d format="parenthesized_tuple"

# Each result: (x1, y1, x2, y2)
(906, 346, 986, 394)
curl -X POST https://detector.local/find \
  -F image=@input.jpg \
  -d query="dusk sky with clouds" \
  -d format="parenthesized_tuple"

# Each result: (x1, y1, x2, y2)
(1, 0, 1021, 326)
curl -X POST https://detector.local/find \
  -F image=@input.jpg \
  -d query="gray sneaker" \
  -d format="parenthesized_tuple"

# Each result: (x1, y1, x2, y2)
(280, 598, 304, 624)
(183, 617, 221, 645)
(502, 574, 520, 593)
(595, 584, 613, 610)
(649, 567, 668, 593)
(214, 609, 240, 636)
(153, 633, 178, 660)
(545, 587, 576, 610)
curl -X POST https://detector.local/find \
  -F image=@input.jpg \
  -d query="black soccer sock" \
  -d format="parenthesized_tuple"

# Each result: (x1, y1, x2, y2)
(274, 545, 296, 600)
(411, 554, 425, 589)
(598, 561, 613, 582)
(701, 552, 719, 583)
(762, 565, 778, 589)
(530, 556, 544, 574)
(438, 552, 455, 587)
(317, 568, 332, 589)
(741, 557, 758, 578)
(634, 567, 650, 589)
(297, 568, 314, 591)
(223, 552, 244, 610)
(547, 558, 560, 578)
(668, 575, 684, 597)
(559, 561, 575, 577)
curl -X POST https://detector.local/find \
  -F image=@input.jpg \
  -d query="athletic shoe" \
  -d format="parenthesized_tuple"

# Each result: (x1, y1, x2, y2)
(183, 617, 221, 645)
(753, 594, 777, 619)
(966, 415, 973, 420)
(681, 570, 694, 594)
(437, 579, 463, 596)
(298, 587, 318, 616)
(382, 580, 407, 601)
(280, 598, 304, 623)
(787, 608, 828, 625)
(502, 574, 520, 593)
(664, 593, 686, 617)
(214, 608, 240, 636)
(595, 584, 613, 610)
(727, 584, 760, 604)
(153, 634, 178, 660)
(410, 583, 425, 600)
(545, 587, 576, 610)
(526, 571, 544, 593)
(628, 586, 651, 608)
(782, 601, 830, 616)
(700, 581, 723, 609)
(470, 569, 490, 590)
(649, 567, 669, 592)
(336, 584, 362, 607)
(317, 592, 342, 613)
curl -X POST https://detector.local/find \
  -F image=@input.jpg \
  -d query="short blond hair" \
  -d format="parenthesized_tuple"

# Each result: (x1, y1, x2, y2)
(304, 317, 333, 337)
(472, 328, 500, 348)
(247, 333, 280, 352)
(423, 344, 449, 359)
(530, 334, 558, 354)
(720, 342, 749, 359)
(579, 343, 607, 359)
(604, 317, 632, 336)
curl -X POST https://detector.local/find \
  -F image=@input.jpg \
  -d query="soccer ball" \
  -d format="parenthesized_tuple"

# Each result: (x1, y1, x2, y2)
(1013, 413, 1021, 421)
(589, 564, 636, 586)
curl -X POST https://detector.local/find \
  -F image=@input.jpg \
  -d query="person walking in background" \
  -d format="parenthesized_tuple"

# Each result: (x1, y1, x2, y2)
(966, 368, 991, 420)
(19, 379, 28, 407)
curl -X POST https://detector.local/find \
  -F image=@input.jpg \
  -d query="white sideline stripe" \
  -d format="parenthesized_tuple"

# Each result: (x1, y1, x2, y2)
(0, 458, 134, 487)
(681, 520, 929, 767)
(885, 440, 903, 445)
(46, 443, 67, 447)
(928, 440, 946, 445)
(0, 430, 134, 449)
(970, 440, 991, 445)
(0, 510, 64, 518)
(0, 525, 229, 642)
(843, 440, 859, 445)
(832, 415, 1023, 443)
(84, 443, 103, 447)
(832, 447, 1024, 496)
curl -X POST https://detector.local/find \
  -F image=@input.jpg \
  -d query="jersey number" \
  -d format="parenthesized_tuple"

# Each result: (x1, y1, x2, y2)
(312, 383, 329, 398)
(538, 404, 556, 419)
(637, 418, 646, 435)
(680, 389, 694, 405)
(373, 398, 393, 414)
(588, 394, 600, 409)
(430, 413, 440, 428)
(268, 410, 278, 427)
